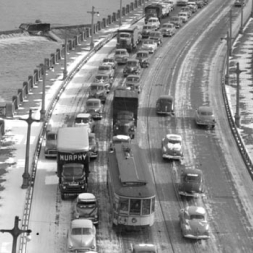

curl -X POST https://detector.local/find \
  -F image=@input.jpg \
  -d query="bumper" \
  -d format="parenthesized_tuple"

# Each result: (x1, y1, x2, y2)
(178, 191, 200, 198)
(162, 154, 182, 160)
(183, 233, 210, 239)
(44, 149, 57, 158)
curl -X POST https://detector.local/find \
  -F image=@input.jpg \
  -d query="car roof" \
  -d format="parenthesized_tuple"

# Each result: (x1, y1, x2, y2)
(127, 74, 140, 78)
(185, 206, 206, 215)
(115, 48, 127, 52)
(158, 95, 173, 100)
(90, 82, 105, 87)
(71, 219, 93, 228)
(77, 193, 96, 202)
(137, 50, 149, 54)
(76, 113, 91, 118)
(181, 167, 203, 175)
(198, 105, 213, 112)
(95, 73, 109, 77)
(165, 134, 182, 141)
(127, 59, 139, 62)
(133, 244, 157, 251)
(112, 135, 131, 141)
(86, 98, 101, 103)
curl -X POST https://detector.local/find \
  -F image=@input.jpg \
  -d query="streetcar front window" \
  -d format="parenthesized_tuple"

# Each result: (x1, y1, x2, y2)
(142, 199, 151, 215)
(119, 198, 129, 212)
(130, 199, 141, 215)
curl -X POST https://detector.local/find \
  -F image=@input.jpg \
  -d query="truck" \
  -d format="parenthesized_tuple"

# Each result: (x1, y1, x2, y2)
(116, 26, 141, 52)
(112, 89, 138, 139)
(144, 3, 163, 23)
(57, 127, 90, 200)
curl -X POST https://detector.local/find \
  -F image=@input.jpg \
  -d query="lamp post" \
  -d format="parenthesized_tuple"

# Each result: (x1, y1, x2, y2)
(0, 216, 32, 253)
(119, 0, 122, 27)
(87, 6, 99, 50)
(19, 109, 40, 189)
(221, 31, 231, 85)
(40, 58, 47, 122)
(229, 9, 232, 56)
(63, 29, 68, 79)
(251, 0, 253, 17)
(234, 62, 244, 128)
(239, 3, 244, 34)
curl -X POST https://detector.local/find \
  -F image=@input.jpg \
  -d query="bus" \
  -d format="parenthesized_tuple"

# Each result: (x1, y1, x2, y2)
(107, 143, 156, 230)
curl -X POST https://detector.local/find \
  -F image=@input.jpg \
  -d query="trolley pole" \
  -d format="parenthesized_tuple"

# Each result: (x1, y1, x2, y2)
(19, 109, 40, 189)
(0, 216, 32, 253)
(234, 62, 243, 128)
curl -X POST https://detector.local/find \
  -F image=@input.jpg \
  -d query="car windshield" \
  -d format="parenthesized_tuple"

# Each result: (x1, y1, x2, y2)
(77, 200, 97, 209)
(89, 136, 96, 145)
(189, 214, 205, 220)
(71, 227, 92, 235)
(116, 50, 126, 55)
(91, 85, 103, 91)
(127, 77, 140, 82)
(159, 99, 172, 106)
(119, 33, 130, 38)
(47, 133, 57, 141)
(137, 53, 148, 58)
(183, 173, 201, 183)
(199, 111, 213, 116)
(103, 58, 113, 63)
(162, 24, 172, 28)
(117, 113, 133, 120)
(127, 61, 137, 66)
(143, 40, 153, 45)
(86, 101, 100, 107)
(98, 66, 110, 71)
(167, 138, 181, 144)
(95, 75, 108, 81)
(75, 117, 89, 124)
(143, 25, 151, 29)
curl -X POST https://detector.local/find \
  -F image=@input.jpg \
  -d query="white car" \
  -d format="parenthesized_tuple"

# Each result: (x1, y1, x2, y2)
(178, 11, 189, 23)
(67, 219, 96, 252)
(161, 134, 183, 160)
(74, 113, 95, 133)
(160, 22, 176, 37)
(131, 243, 158, 253)
(140, 39, 158, 53)
(146, 17, 160, 30)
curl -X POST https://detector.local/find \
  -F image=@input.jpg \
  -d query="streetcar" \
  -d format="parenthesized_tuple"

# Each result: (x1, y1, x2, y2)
(107, 143, 156, 230)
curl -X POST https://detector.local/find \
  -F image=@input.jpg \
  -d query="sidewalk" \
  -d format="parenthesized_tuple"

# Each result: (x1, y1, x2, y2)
(0, 5, 145, 253)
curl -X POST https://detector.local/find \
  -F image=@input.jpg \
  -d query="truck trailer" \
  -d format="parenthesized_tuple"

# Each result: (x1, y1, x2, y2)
(144, 4, 163, 23)
(116, 26, 141, 52)
(57, 127, 90, 199)
(112, 89, 138, 139)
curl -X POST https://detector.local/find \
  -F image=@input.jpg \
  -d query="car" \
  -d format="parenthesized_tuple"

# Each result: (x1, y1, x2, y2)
(178, 11, 189, 23)
(109, 134, 131, 152)
(85, 98, 103, 120)
(160, 22, 176, 37)
(234, 0, 245, 7)
(136, 50, 150, 68)
(125, 74, 141, 93)
(178, 168, 204, 197)
(141, 24, 157, 39)
(97, 64, 114, 78)
(181, 6, 193, 17)
(88, 133, 99, 159)
(67, 219, 97, 251)
(170, 16, 183, 28)
(161, 134, 183, 160)
(148, 31, 163, 46)
(73, 193, 99, 224)
(156, 95, 174, 115)
(194, 0, 205, 8)
(114, 48, 129, 64)
(44, 125, 57, 158)
(102, 57, 117, 69)
(187, 1, 198, 12)
(123, 59, 141, 77)
(131, 243, 158, 253)
(74, 113, 95, 133)
(195, 105, 216, 128)
(146, 17, 160, 30)
(177, 0, 189, 6)
(179, 206, 210, 239)
(88, 83, 109, 104)
(93, 73, 113, 89)
(140, 39, 158, 53)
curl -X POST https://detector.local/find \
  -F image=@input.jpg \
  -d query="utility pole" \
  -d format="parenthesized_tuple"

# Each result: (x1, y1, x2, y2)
(0, 216, 32, 253)
(40, 58, 47, 122)
(87, 6, 99, 50)
(234, 62, 244, 128)
(18, 109, 40, 189)
(251, 0, 253, 18)
(63, 29, 68, 79)
(229, 9, 232, 56)
(221, 31, 231, 85)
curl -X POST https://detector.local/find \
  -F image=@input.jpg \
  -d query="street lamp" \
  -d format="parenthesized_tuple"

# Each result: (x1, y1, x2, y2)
(63, 29, 68, 80)
(87, 6, 100, 50)
(0, 216, 32, 253)
(18, 109, 40, 189)
(251, 0, 253, 18)
(221, 31, 231, 85)
(119, 0, 122, 27)
(239, 3, 244, 34)
(234, 62, 244, 128)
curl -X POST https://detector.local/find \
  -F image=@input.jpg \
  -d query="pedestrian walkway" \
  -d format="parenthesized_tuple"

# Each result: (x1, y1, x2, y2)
(0, 5, 145, 253)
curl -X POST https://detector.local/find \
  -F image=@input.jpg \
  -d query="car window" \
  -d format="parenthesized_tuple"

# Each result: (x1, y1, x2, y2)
(183, 173, 201, 183)
(71, 227, 92, 235)
(87, 101, 100, 107)
(189, 214, 205, 220)
(47, 133, 57, 141)
(77, 201, 96, 209)
(75, 117, 89, 124)
(99, 66, 110, 71)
